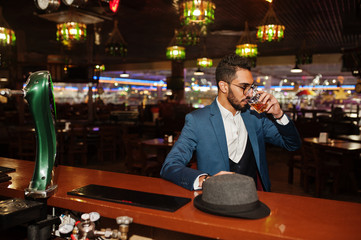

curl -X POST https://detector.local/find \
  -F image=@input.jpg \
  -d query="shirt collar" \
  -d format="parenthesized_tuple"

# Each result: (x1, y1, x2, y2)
(216, 97, 240, 119)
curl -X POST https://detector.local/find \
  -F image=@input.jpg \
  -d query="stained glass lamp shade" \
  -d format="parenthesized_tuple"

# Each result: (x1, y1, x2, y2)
(0, 7, 16, 46)
(166, 45, 186, 60)
(257, 4, 285, 42)
(166, 30, 186, 60)
(175, 24, 206, 46)
(179, 0, 215, 26)
(105, 20, 128, 57)
(56, 22, 87, 47)
(197, 39, 212, 68)
(197, 57, 212, 68)
(236, 22, 258, 58)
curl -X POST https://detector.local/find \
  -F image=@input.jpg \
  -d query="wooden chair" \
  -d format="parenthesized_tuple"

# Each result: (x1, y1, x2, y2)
(17, 128, 36, 161)
(66, 124, 88, 166)
(287, 149, 303, 185)
(123, 138, 160, 177)
(301, 141, 342, 197)
(97, 125, 117, 162)
(6, 127, 19, 159)
(316, 145, 343, 195)
(56, 128, 66, 165)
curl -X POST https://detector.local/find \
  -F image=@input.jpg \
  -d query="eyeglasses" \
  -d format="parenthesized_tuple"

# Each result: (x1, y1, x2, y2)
(231, 83, 256, 95)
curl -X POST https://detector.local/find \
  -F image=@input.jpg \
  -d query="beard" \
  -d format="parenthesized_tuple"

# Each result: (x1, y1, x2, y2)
(227, 87, 248, 111)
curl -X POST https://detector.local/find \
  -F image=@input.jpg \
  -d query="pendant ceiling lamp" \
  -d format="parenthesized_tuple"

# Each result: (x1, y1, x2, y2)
(55, 9, 88, 47)
(236, 21, 258, 58)
(179, 0, 215, 26)
(197, 38, 212, 68)
(296, 53, 313, 65)
(0, 7, 16, 47)
(166, 30, 186, 60)
(166, 45, 186, 60)
(290, 63, 302, 73)
(176, 23, 206, 46)
(296, 40, 313, 65)
(119, 70, 129, 78)
(197, 57, 212, 68)
(105, 20, 128, 57)
(257, 3, 285, 42)
(290, 65, 302, 73)
(194, 67, 204, 75)
(56, 21, 86, 47)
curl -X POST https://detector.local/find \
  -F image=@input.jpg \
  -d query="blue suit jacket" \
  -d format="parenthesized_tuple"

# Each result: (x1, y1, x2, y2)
(160, 100, 301, 191)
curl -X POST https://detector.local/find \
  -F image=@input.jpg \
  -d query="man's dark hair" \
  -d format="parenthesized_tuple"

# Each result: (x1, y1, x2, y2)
(215, 53, 252, 88)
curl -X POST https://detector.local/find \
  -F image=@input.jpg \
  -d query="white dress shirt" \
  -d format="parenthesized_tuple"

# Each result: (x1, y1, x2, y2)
(216, 98, 247, 163)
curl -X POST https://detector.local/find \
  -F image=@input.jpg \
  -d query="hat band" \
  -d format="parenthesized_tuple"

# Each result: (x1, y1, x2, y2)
(200, 199, 261, 213)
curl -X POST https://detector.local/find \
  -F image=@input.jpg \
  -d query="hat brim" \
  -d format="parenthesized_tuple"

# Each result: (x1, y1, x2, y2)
(193, 194, 270, 219)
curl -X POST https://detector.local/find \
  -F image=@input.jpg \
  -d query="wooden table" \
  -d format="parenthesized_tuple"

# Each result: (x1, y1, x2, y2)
(1, 158, 361, 240)
(141, 138, 174, 148)
(300, 109, 330, 119)
(303, 137, 361, 193)
(303, 137, 361, 152)
(141, 138, 174, 163)
(335, 134, 361, 143)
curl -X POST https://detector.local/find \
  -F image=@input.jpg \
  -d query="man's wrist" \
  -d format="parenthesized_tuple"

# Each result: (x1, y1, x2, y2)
(273, 111, 284, 120)
(198, 174, 209, 188)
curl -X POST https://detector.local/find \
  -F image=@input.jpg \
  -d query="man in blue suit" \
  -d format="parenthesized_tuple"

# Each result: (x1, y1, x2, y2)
(160, 53, 301, 191)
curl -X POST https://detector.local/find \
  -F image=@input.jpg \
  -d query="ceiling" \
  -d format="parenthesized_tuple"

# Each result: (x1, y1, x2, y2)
(1, 0, 361, 85)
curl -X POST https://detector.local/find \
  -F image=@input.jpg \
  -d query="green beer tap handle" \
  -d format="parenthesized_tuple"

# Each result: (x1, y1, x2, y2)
(24, 71, 57, 198)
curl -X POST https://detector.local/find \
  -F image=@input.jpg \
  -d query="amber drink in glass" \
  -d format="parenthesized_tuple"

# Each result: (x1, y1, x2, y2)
(248, 89, 268, 113)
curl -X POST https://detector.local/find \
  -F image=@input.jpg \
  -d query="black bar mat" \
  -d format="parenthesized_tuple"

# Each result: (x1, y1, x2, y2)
(67, 184, 191, 212)
(0, 166, 15, 174)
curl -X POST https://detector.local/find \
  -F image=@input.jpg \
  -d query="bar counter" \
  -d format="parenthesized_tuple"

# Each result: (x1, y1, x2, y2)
(1, 157, 361, 240)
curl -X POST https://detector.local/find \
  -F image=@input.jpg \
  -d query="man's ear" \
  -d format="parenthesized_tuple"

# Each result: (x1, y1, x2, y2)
(219, 81, 228, 93)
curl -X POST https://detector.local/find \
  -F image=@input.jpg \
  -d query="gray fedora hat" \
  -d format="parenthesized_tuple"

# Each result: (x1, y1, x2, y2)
(193, 174, 270, 219)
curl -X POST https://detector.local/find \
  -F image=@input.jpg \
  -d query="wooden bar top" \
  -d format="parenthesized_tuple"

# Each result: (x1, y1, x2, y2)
(1, 157, 361, 240)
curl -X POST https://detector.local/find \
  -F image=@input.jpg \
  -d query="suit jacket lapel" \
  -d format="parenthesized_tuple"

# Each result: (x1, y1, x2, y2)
(209, 100, 229, 168)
